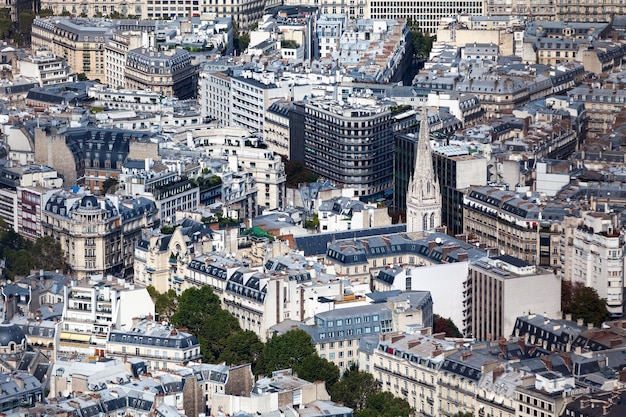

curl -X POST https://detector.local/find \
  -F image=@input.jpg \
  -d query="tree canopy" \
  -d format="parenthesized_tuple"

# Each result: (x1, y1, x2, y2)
(562, 280, 610, 327)
(358, 392, 413, 417)
(406, 18, 435, 59)
(285, 160, 319, 187)
(256, 329, 318, 376)
(0, 220, 65, 278)
(433, 314, 463, 338)
(329, 365, 380, 411)
(147, 286, 178, 321)
(170, 286, 262, 363)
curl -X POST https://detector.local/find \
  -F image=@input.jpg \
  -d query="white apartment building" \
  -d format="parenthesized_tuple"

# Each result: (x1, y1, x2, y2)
(566, 211, 624, 318)
(59, 276, 155, 357)
(199, 71, 232, 126)
(107, 319, 202, 370)
(230, 76, 289, 134)
(89, 86, 170, 112)
(184, 126, 287, 211)
(183, 254, 343, 341)
(199, 71, 290, 135)
(318, 196, 392, 233)
(17, 49, 75, 86)
(373, 262, 469, 333)
(105, 31, 147, 89)
(315, 14, 347, 58)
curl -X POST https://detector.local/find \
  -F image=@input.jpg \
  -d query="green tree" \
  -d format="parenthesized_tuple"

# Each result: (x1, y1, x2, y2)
(433, 314, 463, 338)
(285, 160, 319, 187)
(453, 412, 474, 417)
(18, 10, 35, 38)
(11, 32, 24, 46)
(564, 282, 610, 327)
(101, 177, 119, 195)
(232, 21, 250, 53)
(406, 18, 435, 59)
(330, 365, 380, 410)
(295, 354, 340, 389)
(77, 73, 89, 81)
(256, 329, 317, 376)
(38, 8, 54, 17)
(359, 391, 412, 417)
(0, 8, 12, 39)
(0, 221, 66, 277)
(32, 236, 65, 271)
(147, 286, 178, 321)
(170, 286, 243, 362)
(218, 331, 264, 366)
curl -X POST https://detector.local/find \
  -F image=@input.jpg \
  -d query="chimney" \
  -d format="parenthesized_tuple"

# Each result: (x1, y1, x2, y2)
(441, 244, 460, 260)
(428, 240, 437, 251)
(559, 352, 572, 371)
(408, 340, 421, 349)
(499, 338, 508, 356)
(566, 313, 572, 321)
(577, 318, 584, 326)
(540, 355, 552, 371)
(581, 397, 590, 409)
(457, 252, 468, 262)
(492, 366, 505, 381)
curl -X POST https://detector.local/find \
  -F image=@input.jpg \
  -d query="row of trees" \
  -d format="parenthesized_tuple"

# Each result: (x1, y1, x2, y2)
(0, 219, 66, 278)
(149, 285, 412, 416)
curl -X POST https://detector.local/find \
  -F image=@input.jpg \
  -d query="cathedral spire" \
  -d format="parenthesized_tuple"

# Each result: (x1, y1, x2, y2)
(405, 107, 441, 233)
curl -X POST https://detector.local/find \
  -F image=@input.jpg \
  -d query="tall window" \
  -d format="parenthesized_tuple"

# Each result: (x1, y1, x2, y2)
(423, 214, 428, 230)
(430, 213, 435, 229)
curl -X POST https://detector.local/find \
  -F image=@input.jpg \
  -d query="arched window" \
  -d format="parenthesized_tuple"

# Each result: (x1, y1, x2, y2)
(430, 213, 435, 229)
(422, 214, 428, 231)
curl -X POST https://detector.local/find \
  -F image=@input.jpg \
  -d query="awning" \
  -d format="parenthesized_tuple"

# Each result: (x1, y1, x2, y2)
(60, 332, 91, 342)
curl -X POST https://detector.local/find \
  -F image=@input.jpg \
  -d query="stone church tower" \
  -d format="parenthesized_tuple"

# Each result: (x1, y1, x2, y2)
(406, 107, 441, 233)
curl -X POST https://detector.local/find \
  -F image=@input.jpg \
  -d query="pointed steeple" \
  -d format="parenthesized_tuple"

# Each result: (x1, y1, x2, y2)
(405, 107, 441, 233)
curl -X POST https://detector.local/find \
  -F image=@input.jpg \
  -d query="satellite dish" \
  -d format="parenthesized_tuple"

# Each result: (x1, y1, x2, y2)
(500, 250, 505, 255)
(435, 237, 442, 244)
(62, 390, 70, 398)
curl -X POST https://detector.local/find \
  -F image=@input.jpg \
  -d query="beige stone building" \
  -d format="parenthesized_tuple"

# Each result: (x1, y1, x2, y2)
(43, 192, 157, 279)
(124, 48, 199, 99)
(486, 0, 626, 22)
(31, 18, 108, 80)
(361, 332, 457, 415)
(133, 218, 215, 294)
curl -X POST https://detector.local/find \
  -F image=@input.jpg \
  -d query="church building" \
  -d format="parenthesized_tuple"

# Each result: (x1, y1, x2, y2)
(406, 108, 442, 233)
